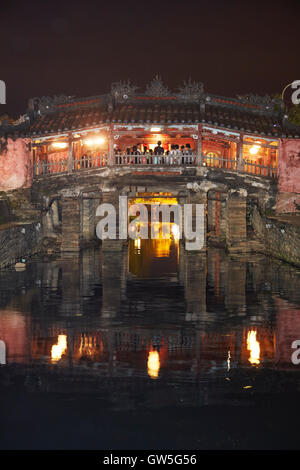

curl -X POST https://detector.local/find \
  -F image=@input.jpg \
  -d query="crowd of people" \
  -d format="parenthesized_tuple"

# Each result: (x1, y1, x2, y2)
(115, 141, 195, 164)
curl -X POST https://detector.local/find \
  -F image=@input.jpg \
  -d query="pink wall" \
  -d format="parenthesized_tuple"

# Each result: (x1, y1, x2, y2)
(0, 138, 32, 192)
(0, 309, 28, 363)
(277, 139, 300, 213)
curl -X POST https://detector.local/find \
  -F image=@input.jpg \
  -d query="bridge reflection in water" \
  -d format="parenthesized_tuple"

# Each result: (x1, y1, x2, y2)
(0, 231, 300, 387)
(1, 233, 300, 448)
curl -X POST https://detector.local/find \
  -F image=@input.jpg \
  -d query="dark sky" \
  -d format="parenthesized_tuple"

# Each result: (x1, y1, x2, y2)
(0, 0, 299, 116)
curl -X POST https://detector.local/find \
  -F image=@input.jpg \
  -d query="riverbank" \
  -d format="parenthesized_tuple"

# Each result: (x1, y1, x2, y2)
(251, 206, 300, 267)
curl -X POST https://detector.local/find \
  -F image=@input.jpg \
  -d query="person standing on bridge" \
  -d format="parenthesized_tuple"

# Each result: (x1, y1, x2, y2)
(154, 141, 164, 165)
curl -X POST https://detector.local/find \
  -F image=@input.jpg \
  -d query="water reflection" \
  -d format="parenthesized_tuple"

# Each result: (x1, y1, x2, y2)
(51, 334, 67, 363)
(147, 350, 160, 379)
(129, 222, 179, 277)
(0, 239, 300, 406)
(247, 330, 260, 366)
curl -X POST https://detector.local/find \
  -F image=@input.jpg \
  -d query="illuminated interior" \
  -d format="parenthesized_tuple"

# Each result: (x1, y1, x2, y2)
(243, 137, 278, 169)
(33, 127, 278, 175)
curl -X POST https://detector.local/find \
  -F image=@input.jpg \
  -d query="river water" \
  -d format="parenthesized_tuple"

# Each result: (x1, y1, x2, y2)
(1, 235, 300, 449)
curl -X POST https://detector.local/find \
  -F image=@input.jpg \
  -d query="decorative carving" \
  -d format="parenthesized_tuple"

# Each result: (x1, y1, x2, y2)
(237, 94, 281, 111)
(13, 114, 29, 126)
(111, 80, 138, 102)
(177, 78, 204, 101)
(29, 95, 75, 114)
(146, 75, 169, 96)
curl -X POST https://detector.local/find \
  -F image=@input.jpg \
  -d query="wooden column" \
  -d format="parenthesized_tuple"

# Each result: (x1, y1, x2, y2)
(197, 124, 203, 166)
(67, 132, 74, 172)
(108, 124, 114, 166)
(237, 133, 243, 171)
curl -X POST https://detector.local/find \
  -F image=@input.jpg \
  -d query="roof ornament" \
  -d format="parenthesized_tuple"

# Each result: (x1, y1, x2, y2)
(146, 75, 169, 96)
(28, 95, 75, 114)
(237, 93, 281, 112)
(177, 78, 204, 102)
(111, 80, 138, 103)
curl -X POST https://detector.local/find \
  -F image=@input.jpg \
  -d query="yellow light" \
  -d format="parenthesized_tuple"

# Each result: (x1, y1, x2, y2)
(249, 145, 261, 155)
(52, 142, 68, 149)
(147, 350, 160, 379)
(227, 350, 231, 371)
(150, 127, 161, 132)
(95, 137, 105, 145)
(51, 334, 67, 362)
(153, 238, 171, 257)
(84, 137, 105, 146)
(171, 223, 180, 240)
(131, 197, 178, 205)
(247, 330, 260, 365)
(134, 238, 141, 249)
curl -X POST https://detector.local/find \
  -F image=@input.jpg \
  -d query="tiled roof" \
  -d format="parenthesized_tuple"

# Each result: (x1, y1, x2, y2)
(29, 95, 300, 139)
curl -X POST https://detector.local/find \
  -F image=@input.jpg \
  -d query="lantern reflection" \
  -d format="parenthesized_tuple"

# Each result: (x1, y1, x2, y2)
(51, 335, 67, 362)
(147, 350, 160, 379)
(247, 330, 260, 365)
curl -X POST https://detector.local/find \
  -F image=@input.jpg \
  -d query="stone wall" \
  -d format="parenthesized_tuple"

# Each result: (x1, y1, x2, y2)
(277, 139, 300, 213)
(0, 221, 41, 269)
(61, 198, 81, 252)
(0, 138, 32, 191)
(251, 205, 300, 266)
(225, 191, 247, 252)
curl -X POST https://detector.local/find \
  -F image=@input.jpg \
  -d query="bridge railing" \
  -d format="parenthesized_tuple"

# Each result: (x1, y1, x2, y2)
(115, 153, 277, 177)
(33, 153, 277, 178)
(33, 159, 68, 176)
(114, 153, 196, 165)
(242, 159, 277, 178)
(74, 153, 108, 170)
(33, 154, 108, 176)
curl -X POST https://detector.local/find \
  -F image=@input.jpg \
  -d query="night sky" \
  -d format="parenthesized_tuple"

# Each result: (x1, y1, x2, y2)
(1, 0, 299, 117)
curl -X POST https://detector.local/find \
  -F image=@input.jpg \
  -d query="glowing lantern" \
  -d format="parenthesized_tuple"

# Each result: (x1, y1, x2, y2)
(84, 137, 105, 146)
(249, 145, 261, 155)
(52, 142, 68, 149)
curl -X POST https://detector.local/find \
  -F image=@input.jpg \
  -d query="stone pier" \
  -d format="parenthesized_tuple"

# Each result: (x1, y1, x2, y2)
(225, 191, 247, 253)
(61, 198, 81, 252)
